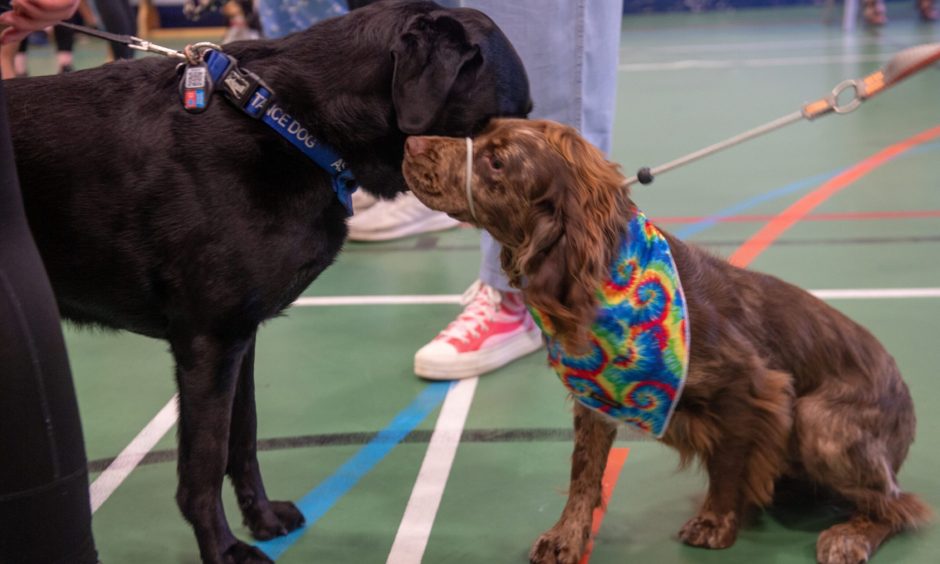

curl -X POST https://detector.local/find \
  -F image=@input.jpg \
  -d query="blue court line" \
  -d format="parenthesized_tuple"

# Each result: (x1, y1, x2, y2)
(672, 140, 940, 240)
(672, 170, 839, 239)
(255, 381, 453, 560)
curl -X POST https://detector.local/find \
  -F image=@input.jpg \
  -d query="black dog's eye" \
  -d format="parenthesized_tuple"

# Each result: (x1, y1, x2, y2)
(492, 159, 503, 169)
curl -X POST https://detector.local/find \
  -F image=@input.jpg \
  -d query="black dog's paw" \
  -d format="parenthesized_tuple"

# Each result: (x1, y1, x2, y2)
(223, 540, 274, 564)
(246, 500, 305, 541)
(678, 511, 738, 549)
(529, 525, 588, 564)
(271, 500, 305, 532)
(816, 524, 872, 564)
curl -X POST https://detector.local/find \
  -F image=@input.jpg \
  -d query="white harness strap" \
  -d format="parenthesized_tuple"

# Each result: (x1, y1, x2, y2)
(465, 137, 477, 221)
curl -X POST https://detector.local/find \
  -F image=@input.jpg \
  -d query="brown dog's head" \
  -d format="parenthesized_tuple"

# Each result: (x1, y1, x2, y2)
(402, 118, 633, 349)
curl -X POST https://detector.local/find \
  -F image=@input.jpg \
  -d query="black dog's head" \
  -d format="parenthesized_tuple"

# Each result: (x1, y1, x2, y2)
(341, 1, 532, 196)
(390, 5, 532, 135)
(234, 1, 531, 198)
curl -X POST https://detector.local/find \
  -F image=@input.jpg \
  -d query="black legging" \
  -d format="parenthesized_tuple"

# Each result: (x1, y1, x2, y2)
(95, 0, 136, 60)
(18, 14, 78, 54)
(0, 83, 97, 563)
(54, 17, 76, 53)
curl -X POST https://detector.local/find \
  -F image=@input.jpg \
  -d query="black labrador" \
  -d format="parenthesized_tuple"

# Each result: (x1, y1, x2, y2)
(5, 1, 530, 562)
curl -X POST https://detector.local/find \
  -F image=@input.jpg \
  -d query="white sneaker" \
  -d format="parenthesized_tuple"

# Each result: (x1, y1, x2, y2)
(415, 281, 544, 380)
(351, 189, 378, 213)
(347, 192, 460, 242)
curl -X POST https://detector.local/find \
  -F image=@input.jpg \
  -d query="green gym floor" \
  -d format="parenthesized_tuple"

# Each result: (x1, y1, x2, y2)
(35, 5, 940, 563)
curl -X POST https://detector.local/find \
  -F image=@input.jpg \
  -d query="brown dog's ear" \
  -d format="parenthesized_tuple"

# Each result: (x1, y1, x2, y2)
(507, 123, 629, 351)
(391, 14, 481, 134)
(511, 174, 595, 351)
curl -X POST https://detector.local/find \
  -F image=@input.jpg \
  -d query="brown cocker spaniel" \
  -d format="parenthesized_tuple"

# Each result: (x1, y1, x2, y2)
(401, 118, 929, 564)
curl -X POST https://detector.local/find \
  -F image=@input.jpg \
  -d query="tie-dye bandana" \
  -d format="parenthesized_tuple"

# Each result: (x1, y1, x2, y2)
(528, 212, 690, 438)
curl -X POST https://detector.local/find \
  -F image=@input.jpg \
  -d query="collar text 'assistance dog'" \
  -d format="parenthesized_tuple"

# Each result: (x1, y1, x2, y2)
(180, 48, 358, 214)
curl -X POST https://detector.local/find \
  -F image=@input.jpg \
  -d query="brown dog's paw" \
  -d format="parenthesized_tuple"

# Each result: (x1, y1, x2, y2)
(678, 511, 738, 549)
(816, 524, 872, 564)
(223, 540, 274, 564)
(529, 525, 589, 564)
(245, 500, 305, 541)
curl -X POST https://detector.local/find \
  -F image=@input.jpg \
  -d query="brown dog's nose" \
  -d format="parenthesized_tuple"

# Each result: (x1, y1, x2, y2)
(406, 136, 429, 156)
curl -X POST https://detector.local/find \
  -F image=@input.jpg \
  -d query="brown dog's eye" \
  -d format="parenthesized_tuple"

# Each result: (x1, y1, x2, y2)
(486, 153, 504, 171)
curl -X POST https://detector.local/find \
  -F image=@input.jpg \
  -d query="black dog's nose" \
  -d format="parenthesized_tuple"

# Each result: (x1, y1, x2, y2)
(406, 136, 429, 156)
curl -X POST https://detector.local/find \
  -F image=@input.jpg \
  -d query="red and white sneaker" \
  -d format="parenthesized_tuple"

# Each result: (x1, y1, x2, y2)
(414, 280, 544, 380)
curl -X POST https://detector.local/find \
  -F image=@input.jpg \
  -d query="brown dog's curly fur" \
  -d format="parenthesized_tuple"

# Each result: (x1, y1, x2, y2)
(402, 118, 930, 564)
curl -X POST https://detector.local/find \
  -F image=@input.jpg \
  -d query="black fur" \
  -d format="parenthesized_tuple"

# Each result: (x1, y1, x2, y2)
(6, 2, 530, 562)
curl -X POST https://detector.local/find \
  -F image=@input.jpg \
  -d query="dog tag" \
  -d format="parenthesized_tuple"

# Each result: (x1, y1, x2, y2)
(179, 62, 213, 113)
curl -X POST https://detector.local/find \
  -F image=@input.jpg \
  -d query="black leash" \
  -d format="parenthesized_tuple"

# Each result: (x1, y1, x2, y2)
(0, 1, 184, 58)
(54, 21, 185, 59)
(56, 20, 133, 44)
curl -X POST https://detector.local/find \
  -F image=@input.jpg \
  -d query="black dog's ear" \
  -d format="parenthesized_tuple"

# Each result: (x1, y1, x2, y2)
(391, 14, 480, 134)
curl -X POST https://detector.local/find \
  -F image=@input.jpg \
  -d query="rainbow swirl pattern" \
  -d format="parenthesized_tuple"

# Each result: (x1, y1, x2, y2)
(529, 212, 689, 438)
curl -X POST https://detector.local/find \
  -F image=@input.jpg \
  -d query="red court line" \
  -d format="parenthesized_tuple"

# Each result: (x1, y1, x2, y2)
(729, 124, 940, 267)
(654, 209, 940, 225)
(579, 447, 630, 564)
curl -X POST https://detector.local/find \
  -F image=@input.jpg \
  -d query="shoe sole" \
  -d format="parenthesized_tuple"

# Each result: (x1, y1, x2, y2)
(348, 215, 461, 242)
(414, 328, 544, 380)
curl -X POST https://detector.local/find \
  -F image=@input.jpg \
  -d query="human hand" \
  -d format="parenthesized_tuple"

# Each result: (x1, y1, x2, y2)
(0, 0, 80, 44)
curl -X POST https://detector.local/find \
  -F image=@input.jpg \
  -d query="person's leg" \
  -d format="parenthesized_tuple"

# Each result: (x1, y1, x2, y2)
(919, 0, 938, 20)
(0, 83, 97, 564)
(468, 0, 619, 148)
(77, 0, 99, 29)
(414, 0, 622, 380)
(221, 0, 262, 44)
(478, 231, 510, 292)
(476, 0, 621, 282)
(15, 38, 28, 77)
(0, 40, 22, 79)
(52, 16, 77, 73)
(863, 0, 887, 25)
(95, 0, 136, 60)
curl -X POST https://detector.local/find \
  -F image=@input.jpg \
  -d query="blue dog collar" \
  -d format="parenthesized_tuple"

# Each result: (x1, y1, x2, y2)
(202, 49, 357, 214)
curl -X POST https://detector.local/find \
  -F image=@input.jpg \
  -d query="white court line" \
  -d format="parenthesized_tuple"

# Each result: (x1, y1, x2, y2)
(810, 288, 940, 299)
(292, 288, 940, 307)
(619, 53, 891, 72)
(89, 394, 178, 513)
(624, 35, 923, 54)
(293, 295, 461, 306)
(386, 377, 479, 564)
(88, 287, 939, 510)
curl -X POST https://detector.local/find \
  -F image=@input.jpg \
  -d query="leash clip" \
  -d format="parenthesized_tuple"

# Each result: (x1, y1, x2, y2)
(827, 79, 865, 115)
(184, 42, 223, 65)
(129, 37, 186, 59)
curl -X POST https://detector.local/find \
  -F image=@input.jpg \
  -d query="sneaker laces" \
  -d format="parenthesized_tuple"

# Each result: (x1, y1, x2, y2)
(438, 280, 502, 343)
